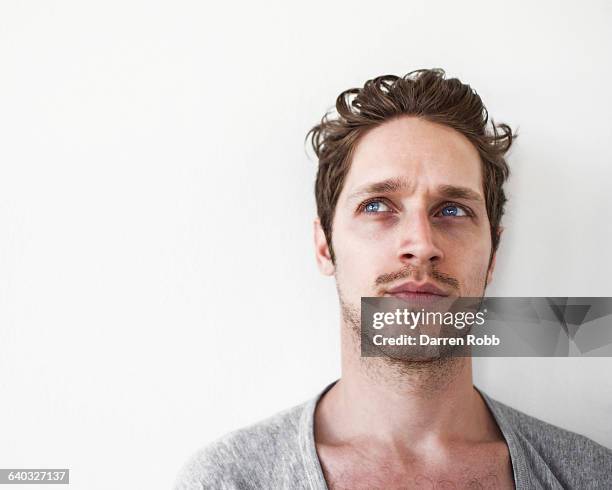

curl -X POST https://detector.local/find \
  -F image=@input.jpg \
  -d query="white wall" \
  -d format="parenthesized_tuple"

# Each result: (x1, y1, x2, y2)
(0, 1, 610, 488)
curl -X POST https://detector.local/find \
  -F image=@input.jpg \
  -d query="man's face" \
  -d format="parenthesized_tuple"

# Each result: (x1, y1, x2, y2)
(315, 116, 498, 313)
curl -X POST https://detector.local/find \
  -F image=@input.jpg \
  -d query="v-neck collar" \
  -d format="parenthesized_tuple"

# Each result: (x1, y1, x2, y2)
(297, 379, 533, 490)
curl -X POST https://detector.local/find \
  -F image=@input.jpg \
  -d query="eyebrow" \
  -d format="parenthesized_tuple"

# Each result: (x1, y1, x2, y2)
(437, 184, 484, 203)
(347, 177, 412, 200)
(347, 178, 484, 203)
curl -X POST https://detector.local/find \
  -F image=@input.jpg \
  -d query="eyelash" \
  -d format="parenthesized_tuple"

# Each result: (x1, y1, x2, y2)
(358, 198, 473, 217)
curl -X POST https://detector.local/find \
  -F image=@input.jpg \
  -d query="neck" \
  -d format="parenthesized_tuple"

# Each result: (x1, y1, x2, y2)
(315, 323, 500, 452)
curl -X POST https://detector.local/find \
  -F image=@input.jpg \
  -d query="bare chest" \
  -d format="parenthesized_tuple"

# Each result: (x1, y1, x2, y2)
(316, 443, 515, 490)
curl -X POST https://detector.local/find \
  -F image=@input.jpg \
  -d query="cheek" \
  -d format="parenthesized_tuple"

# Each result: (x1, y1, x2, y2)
(433, 219, 486, 243)
(461, 259, 491, 295)
(346, 217, 399, 239)
(434, 219, 491, 253)
(437, 229, 492, 293)
(344, 215, 400, 251)
(332, 219, 394, 288)
(334, 212, 394, 253)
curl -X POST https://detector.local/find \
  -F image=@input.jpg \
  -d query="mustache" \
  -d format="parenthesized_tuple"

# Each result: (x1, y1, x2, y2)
(374, 265, 460, 291)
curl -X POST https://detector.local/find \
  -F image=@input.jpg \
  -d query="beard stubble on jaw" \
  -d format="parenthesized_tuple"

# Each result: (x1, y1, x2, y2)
(338, 291, 465, 394)
(336, 264, 489, 394)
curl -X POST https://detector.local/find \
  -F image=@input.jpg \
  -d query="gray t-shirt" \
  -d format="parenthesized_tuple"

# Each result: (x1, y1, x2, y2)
(174, 380, 612, 489)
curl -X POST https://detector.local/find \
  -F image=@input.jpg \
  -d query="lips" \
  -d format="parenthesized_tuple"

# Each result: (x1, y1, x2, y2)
(385, 281, 449, 297)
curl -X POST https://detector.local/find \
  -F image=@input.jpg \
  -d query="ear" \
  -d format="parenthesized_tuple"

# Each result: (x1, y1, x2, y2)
(486, 226, 504, 285)
(313, 218, 335, 276)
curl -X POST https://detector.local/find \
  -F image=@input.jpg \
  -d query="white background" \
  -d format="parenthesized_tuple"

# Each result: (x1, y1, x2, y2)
(1, 1, 611, 488)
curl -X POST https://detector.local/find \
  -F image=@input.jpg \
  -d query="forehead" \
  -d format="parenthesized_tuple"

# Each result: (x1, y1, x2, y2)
(343, 116, 483, 195)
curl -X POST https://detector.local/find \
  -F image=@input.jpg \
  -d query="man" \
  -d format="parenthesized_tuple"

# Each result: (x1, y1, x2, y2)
(175, 69, 612, 489)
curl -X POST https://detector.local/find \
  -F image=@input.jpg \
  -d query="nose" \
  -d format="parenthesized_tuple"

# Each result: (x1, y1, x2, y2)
(397, 210, 444, 267)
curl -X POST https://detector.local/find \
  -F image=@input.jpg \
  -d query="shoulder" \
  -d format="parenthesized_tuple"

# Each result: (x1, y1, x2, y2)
(485, 394, 612, 487)
(173, 402, 309, 490)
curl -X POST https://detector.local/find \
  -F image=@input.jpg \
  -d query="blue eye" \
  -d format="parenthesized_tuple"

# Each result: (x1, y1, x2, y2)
(440, 204, 467, 217)
(364, 200, 390, 213)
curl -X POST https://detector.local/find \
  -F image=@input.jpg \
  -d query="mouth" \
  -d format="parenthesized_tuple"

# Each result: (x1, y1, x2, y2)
(382, 282, 453, 308)
(384, 281, 450, 298)
(385, 291, 446, 300)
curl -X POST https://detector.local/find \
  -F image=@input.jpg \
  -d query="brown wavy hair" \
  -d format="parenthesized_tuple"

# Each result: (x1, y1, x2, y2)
(306, 68, 515, 264)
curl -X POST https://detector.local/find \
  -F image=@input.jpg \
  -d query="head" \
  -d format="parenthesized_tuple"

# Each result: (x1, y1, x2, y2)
(307, 69, 515, 323)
